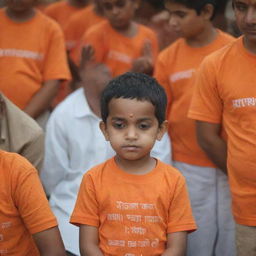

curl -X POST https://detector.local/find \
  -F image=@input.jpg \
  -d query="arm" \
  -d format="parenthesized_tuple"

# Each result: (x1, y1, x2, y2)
(162, 232, 187, 256)
(33, 227, 66, 256)
(24, 80, 60, 119)
(79, 225, 104, 256)
(196, 121, 227, 173)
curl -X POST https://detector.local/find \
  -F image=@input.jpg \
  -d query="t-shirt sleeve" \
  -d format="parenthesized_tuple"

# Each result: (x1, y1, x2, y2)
(70, 172, 99, 227)
(13, 159, 57, 235)
(167, 174, 197, 233)
(188, 56, 223, 124)
(42, 22, 71, 81)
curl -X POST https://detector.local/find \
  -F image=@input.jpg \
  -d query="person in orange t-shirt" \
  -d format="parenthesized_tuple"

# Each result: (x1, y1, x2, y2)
(0, 0, 71, 123)
(0, 150, 65, 255)
(188, 0, 256, 254)
(64, 1, 105, 55)
(154, 1, 235, 256)
(70, 72, 196, 256)
(75, 0, 159, 77)
(44, 0, 89, 29)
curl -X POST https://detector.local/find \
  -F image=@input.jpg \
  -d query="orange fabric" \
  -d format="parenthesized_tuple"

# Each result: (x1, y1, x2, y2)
(0, 151, 57, 255)
(64, 5, 105, 52)
(75, 20, 159, 77)
(154, 30, 234, 167)
(70, 157, 196, 255)
(0, 9, 71, 110)
(44, 1, 84, 29)
(188, 37, 256, 226)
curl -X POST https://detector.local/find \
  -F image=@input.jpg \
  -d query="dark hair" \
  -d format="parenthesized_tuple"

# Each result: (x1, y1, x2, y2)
(165, 0, 217, 19)
(100, 72, 167, 125)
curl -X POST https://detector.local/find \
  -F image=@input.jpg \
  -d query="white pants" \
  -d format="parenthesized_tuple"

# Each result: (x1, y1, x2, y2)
(173, 161, 236, 256)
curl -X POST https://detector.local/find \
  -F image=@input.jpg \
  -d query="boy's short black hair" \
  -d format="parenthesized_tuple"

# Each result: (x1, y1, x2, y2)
(100, 72, 167, 125)
(165, 0, 217, 19)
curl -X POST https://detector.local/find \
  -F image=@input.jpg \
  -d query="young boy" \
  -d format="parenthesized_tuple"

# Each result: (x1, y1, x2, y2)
(75, 0, 159, 76)
(188, 0, 256, 254)
(0, 0, 70, 121)
(44, 0, 90, 29)
(154, 1, 235, 255)
(70, 72, 196, 256)
(0, 150, 66, 255)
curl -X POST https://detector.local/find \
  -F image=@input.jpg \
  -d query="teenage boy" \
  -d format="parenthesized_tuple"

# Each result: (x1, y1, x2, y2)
(0, 0, 70, 121)
(0, 150, 66, 256)
(154, 1, 235, 255)
(70, 72, 196, 256)
(75, 0, 159, 76)
(42, 65, 172, 255)
(188, 0, 256, 255)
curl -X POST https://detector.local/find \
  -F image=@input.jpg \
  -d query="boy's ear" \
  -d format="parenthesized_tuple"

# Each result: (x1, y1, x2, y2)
(99, 121, 110, 141)
(201, 3, 214, 20)
(156, 120, 168, 141)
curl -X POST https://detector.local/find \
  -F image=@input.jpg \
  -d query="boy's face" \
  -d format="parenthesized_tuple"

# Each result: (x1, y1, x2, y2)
(164, 1, 205, 39)
(233, 0, 256, 43)
(100, 98, 166, 163)
(5, 0, 37, 11)
(100, 0, 138, 30)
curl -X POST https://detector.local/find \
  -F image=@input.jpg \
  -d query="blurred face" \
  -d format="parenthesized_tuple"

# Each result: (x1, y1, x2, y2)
(101, 0, 138, 30)
(165, 1, 205, 39)
(5, 0, 37, 11)
(100, 98, 166, 164)
(233, 0, 256, 43)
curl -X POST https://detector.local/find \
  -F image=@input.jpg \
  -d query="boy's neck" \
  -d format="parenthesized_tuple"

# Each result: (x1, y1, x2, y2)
(115, 155, 156, 175)
(114, 21, 138, 38)
(186, 24, 217, 48)
(5, 7, 36, 22)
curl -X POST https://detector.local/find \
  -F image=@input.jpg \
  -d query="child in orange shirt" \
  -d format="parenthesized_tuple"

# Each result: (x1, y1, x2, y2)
(44, 0, 90, 29)
(154, 0, 235, 255)
(70, 72, 196, 256)
(0, 150, 65, 255)
(188, 0, 256, 254)
(0, 0, 70, 121)
(76, 0, 159, 77)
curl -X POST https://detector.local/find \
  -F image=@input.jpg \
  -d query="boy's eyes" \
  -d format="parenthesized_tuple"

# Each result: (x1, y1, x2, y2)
(234, 2, 248, 12)
(138, 123, 151, 130)
(174, 11, 187, 18)
(112, 122, 151, 130)
(112, 121, 125, 129)
(103, 0, 126, 10)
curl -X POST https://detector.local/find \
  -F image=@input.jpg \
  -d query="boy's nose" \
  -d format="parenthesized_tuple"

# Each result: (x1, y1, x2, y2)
(245, 7, 256, 25)
(111, 6, 120, 15)
(169, 16, 179, 28)
(126, 127, 138, 140)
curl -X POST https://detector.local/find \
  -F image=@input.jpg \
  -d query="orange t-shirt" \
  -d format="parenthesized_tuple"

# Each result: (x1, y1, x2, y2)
(0, 9, 71, 109)
(76, 20, 159, 77)
(0, 151, 57, 255)
(70, 157, 196, 255)
(188, 37, 256, 226)
(64, 5, 105, 52)
(154, 30, 234, 167)
(44, 0, 85, 29)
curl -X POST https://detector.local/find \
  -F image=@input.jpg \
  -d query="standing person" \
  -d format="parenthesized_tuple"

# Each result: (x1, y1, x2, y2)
(41, 63, 172, 255)
(70, 72, 196, 256)
(75, 0, 159, 76)
(44, 0, 90, 29)
(0, 0, 70, 123)
(0, 93, 44, 171)
(154, 0, 235, 255)
(188, 1, 256, 255)
(0, 150, 66, 256)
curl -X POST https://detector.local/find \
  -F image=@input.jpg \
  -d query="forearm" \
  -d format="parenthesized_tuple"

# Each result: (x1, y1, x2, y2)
(80, 245, 104, 256)
(162, 232, 186, 256)
(162, 247, 185, 256)
(24, 80, 60, 118)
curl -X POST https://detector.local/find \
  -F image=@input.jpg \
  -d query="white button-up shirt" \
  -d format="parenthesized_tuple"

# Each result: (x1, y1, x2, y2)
(41, 88, 172, 255)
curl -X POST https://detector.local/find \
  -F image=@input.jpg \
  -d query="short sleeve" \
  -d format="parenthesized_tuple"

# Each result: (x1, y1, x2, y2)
(188, 56, 223, 124)
(70, 173, 99, 227)
(167, 174, 197, 233)
(42, 22, 71, 81)
(13, 158, 57, 234)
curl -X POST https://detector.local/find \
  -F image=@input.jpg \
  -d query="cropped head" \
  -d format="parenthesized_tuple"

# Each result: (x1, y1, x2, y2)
(100, 0, 139, 30)
(5, 0, 38, 11)
(164, 0, 216, 18)
(100, 72, 167, 126)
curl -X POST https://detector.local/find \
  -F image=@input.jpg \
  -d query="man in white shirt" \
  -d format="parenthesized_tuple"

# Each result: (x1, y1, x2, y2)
(41, 64, 172, 255)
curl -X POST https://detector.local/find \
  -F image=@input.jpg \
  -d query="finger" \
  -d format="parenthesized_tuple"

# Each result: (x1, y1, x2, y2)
(142, 40, 153, 59)
(80, 44, 95, 70)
